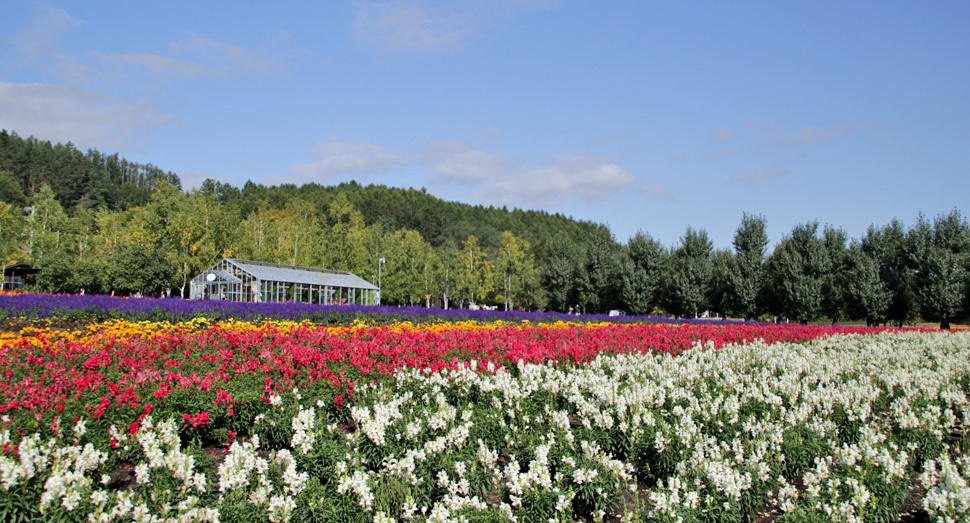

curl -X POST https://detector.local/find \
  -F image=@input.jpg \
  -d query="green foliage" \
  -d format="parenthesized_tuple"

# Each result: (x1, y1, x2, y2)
(841, 242, 890, 325)
(0, 487, 44, 523)
(541, 231, 583, 312)
(620, 231, 666, 315)
(766, 221, 830, 323)
(661, 226, 713, 318)
(724, 213, 768, 320)
(912, 210, 969, 328)
(5, 129, 970, 323)
(579, 225, 623, 313)
(862, 218, 917, 326)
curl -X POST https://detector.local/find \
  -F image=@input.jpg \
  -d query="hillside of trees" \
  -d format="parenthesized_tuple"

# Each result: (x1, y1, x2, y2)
(1, 130, 968, 327)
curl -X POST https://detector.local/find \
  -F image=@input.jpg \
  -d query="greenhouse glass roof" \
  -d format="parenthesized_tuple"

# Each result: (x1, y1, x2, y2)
(226, 259, 378, 290)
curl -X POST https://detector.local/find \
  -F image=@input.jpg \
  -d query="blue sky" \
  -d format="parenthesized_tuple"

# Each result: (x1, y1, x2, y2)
(1, 1, 967, 249)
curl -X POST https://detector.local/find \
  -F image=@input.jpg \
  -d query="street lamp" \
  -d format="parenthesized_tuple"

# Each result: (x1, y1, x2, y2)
(378, 257, 385, 305)
(23, 206, 35, 260)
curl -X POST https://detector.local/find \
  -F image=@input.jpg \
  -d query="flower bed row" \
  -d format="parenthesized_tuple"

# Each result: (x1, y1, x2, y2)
(0, 320, 966, 522)
(0, 292, 758, 326)
(0, 319, 900, 434)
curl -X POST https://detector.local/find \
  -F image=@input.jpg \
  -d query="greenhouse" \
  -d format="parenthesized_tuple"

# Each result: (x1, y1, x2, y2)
(189, 258, 379, 305)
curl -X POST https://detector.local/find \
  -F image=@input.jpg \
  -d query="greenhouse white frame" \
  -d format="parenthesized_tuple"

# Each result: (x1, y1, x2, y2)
(189, 258, 379, 305)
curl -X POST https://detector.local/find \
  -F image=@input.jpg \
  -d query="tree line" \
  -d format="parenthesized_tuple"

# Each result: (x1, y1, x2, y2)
(0, 130, 968, 327)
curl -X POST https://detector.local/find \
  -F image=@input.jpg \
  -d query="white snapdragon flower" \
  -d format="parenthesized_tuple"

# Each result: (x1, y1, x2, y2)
(218, 438, 268, 494)
(921, 453, 970, 520)
(337, 470, 375, 511)
(268, 494, 297, 523)
(291, 404, 316, 455)
(275, 449, 308, 495)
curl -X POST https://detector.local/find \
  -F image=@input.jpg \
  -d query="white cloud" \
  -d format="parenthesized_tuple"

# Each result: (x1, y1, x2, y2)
(639, 182, 675, 201)
(712, 127, 733, 141)
(10, 6, 87, 84)
(423, 141, 505, 184)
(743, 122, 856, 145)
(290, 138, 634, 208)
(11, 6, 80, 62)
(13, 7, 284, 84)
(351, 0, 559, 53)
(96, 52, 210, 80)
(473, 154, 635, 207)
(0, 82, 177, 152)
(290, 137, 405, 179)
(167, 34, 285, 77)
(352, 1, 471, 53)
(787, 123, 854, 144)
(3, 7, 287, 154)
(93, 34, 285, 81)
(729, 167, 789, 184)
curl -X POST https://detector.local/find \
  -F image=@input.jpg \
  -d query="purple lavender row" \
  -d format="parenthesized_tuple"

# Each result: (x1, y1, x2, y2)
(0, 293, 754, 326)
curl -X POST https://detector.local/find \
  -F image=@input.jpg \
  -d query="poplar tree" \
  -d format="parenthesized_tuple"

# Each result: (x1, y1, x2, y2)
(766, 221, 829, 323)
(912, 210, 969, 329)
(861, 219, 915, 326)
(541, 231, 582, 312)
(580, 225, 622, 313)
(620, 231, 665, 315)
(662, 226, 713, 318)
(725, 213, 768, 321)
(840, 242, 889, 326)
(821, 225, 849, 323)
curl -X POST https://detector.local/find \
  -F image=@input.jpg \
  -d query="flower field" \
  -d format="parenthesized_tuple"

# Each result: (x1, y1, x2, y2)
(0, 292, 753, 326)
(0, 314, 967, 522)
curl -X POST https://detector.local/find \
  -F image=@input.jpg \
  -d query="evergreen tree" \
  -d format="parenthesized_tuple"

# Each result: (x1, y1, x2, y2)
(0, 170, 29, 207)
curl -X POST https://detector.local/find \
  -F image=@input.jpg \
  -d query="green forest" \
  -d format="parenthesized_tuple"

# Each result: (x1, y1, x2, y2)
(1, 129, 968, 327)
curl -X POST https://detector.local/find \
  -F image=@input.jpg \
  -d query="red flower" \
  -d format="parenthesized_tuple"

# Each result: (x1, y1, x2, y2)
(183, 411, 211, 430)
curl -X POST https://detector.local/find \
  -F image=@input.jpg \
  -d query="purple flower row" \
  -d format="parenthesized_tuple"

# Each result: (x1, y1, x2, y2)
(0, 293, 754, 326)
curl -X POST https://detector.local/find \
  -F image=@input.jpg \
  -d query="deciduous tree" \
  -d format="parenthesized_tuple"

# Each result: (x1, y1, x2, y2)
(765, 221, 830, 324)
(725, 213, 768, 320)
(662, 226, 713, 318)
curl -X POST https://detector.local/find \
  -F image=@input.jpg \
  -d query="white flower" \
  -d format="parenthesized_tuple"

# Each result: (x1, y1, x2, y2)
(291, 405, 317, 455)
